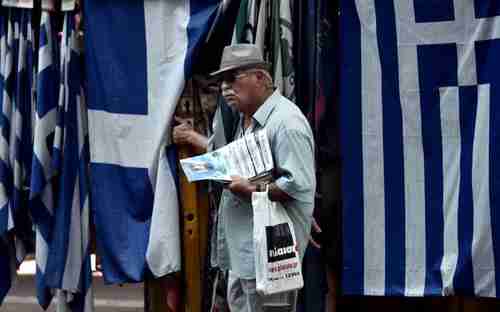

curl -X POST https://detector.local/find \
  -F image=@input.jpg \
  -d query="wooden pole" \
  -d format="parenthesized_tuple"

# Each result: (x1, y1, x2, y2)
(178, 80, 209, 312)
(179, 143, 203, 312)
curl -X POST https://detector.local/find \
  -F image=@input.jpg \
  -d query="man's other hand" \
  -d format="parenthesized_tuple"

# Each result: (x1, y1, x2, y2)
(228, 175, 256, 201)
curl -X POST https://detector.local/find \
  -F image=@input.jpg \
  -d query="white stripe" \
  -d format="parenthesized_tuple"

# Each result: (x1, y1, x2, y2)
(439, 86, 460, 295)
(61, 177, 83, 292)
(472, 84, 496, 297)
(35, 229, 49, 273)
(4, 296, 143, 308)
(38, 43, 53, 74)
(394, 5, 427, 295)
(41, 185, 54, 214)
(457, 44, 477, 87)
(401, 95, 427, 296)
(356, 0, 385, 295)
(143, 0, 184, 276)
(33, 109, 57, 179)
(38, 13, 53, 73)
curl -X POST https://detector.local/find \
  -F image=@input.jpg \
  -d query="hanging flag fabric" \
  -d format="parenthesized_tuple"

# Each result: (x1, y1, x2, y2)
(84, 0, 220, 283)
(12, 8, 33, 227)
(0, 11, 10, 305)
(43, 11, 94, 312)
(0, 6, 12, 238)
(254, 0, 268, 54)
(293, 0, 318, 119)
(270, 0, 295, 100)
(30, 11, 59, 309)
(0, 8, 32, 306)
(341, 0, 500, 297)
(232, 0, 257, 44)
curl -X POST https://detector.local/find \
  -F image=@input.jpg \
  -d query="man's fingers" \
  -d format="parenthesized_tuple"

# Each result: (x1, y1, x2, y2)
(309, 237, 321, 249)
(312, 218, 322, 233)
(174, 116, 192, 126)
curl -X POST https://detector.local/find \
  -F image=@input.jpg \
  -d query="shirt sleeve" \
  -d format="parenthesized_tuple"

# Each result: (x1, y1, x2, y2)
(273, 127, 316, 203)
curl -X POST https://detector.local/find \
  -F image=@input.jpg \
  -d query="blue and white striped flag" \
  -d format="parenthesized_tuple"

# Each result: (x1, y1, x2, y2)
(0, 6, 12, 238)
(43, 12, 94, 312)
(84, 0, 220, 283)
(0, 9, 17, 240)
(341, 0, 500, 297)
(30, 11, 59, 309)
(0, 8, 32, 306)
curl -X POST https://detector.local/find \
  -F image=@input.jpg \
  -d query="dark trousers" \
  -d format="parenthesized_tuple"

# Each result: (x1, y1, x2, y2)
(296, 245, 328, 312)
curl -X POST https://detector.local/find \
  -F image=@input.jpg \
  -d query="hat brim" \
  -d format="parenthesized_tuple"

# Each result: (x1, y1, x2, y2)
(210, 61, 271, 78)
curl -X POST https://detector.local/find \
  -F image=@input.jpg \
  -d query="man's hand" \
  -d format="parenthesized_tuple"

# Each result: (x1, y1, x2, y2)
(309, 218, 322, 249)
(228, 175, 256, 201)
(172, 116, 195, 145)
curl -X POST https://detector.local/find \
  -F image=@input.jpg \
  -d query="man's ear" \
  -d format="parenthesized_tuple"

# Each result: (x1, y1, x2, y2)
(254, 71, 266, 84)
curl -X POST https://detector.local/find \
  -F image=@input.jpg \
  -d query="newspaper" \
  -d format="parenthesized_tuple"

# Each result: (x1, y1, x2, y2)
(180, 129, 274, 182)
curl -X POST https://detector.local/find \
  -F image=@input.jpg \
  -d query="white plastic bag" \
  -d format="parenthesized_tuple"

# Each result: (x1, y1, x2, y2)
(252, 188, 304, 296)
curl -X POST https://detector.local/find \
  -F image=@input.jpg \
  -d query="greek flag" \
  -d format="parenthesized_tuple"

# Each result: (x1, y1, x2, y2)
(0, 7, 32, 305)
(31, 11, 59, 309)
(341, 0, 500, 297)
(84, 0, 220, 283)
(0, 7, 10, 238)
(43, 12, 93, 312)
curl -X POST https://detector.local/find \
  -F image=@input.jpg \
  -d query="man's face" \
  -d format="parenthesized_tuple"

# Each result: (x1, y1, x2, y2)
(220, 69, 258, 113)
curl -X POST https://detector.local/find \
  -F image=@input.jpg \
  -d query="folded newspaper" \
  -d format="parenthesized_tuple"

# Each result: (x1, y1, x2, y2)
(180, 129, 274, 182)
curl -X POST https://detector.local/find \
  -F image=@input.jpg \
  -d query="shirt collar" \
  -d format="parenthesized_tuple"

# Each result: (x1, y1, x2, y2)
(252, 89, 280, 127)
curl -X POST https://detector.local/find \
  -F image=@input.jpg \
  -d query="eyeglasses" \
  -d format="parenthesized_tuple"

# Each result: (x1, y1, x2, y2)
(221, 69, 260, 84)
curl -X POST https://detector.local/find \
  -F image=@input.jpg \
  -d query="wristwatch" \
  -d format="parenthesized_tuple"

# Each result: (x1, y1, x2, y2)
(256, 183, 266, 192)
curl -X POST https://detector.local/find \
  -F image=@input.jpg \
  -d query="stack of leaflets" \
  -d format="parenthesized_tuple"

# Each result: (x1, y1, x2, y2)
(180, 129, 274, 183)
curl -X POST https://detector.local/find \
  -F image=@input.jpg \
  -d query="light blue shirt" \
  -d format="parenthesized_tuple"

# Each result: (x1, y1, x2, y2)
(213, 90, 316, 279)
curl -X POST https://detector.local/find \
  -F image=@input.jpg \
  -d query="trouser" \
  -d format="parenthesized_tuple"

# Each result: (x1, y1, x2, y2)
(227, 271, 297, 312)
(296, 245, 328, 312)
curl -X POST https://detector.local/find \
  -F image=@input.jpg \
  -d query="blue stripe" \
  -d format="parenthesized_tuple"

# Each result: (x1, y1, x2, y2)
(475, 38, 500, 295)
(185, 0, 220, 76)
(84, 0, 148, 115)
(452, 86, 476, 295)
(374, 1, 406, 295)
(418, 42, 459, 295)
(340, 0, 364, 295)
(36, 266, 52, 309)
(419, 87, 444, 296)
(90, 163, 152, 283)
(0, 204, 8, 235)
